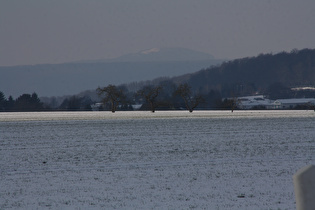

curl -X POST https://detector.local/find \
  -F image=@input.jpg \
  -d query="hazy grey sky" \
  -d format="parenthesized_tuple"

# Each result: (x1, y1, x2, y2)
(1, 0, 315, 66)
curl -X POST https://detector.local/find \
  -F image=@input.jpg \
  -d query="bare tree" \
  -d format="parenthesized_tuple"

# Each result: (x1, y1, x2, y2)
(174, 83, 204, 112)
(97, 85, 125, 113)
(137, 86, 162, 112)
(230, 91, 238, 112)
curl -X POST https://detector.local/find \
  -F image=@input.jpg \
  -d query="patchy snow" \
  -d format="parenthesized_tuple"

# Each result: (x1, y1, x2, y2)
(141, 48, 160, 54)
(291, 86, 315, 91)
(1, 110, 314, 209)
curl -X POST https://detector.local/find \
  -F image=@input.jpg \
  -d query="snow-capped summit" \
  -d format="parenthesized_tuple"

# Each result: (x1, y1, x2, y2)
(110, 47, 215, 62)
(141, 48, 160, 55)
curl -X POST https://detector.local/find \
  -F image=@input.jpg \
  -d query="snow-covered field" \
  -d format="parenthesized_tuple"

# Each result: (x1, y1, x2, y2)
(1, 110, 314, 209)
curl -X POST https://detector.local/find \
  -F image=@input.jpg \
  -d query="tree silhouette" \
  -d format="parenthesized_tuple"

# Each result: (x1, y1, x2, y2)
(6, 96, 15, 111)
(137, 85, 162, 112)
(58, 95, 93, 111)
(174, 83, 204, 112)
(97, 85, 125, 113)
(14, 93, 43, 111)
(0, 91, 6, 111)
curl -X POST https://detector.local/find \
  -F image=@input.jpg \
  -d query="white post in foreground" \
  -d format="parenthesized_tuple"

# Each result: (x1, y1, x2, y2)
(293, 165, 315, 210)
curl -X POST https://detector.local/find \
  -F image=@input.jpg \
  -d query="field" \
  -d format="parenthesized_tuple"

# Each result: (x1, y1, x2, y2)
(1, 111, 314, 209)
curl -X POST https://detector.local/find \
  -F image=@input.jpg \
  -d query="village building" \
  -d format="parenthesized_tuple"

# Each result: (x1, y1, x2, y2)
(273, 98, 315, 109)
(91, 102, 103, 111)
(236, 95, 275, 109)
(236, 95, 315, 110)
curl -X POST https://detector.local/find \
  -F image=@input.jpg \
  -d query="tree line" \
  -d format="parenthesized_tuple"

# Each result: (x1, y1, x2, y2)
(96, 82, 225, 113)
(0, 92, 44, 112)
(3, 81, 313, 113)
(0, 91, 95, 112)
(0, 82, 228, 112)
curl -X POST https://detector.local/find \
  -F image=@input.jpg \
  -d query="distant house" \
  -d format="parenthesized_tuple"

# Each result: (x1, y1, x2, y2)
(237, 95, 274, 109)
(131, 104, 142, 110)
(236, 96, 315, 110)
(91, 103, 103, 111)
(273, 98, 315, 109)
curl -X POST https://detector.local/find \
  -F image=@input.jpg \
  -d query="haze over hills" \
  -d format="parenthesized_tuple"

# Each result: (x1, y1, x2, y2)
(107, 47, 215, 62)
(0, 48, 222, 98)
(78, 48, 216, 63)
(3, 47, 314, 104)
(81, 48, 315, 105)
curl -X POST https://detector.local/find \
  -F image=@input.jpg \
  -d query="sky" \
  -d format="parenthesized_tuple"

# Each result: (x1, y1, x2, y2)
(1, 0, 315, 66)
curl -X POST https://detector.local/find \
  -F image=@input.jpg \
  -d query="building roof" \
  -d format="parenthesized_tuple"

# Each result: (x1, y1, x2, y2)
(275, 98, 315, 104)
(237, 95, 274, 108)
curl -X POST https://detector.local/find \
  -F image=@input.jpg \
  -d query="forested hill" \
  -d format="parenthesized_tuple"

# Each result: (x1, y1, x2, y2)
(172, 48, 315, 97)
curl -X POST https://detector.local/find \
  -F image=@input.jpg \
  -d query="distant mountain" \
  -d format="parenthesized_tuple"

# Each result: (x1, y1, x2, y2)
(108, 48, 215, 62)
(169, 48, 315, 98)
(0, 48, 222, 97)
(76, 48, 215, 63)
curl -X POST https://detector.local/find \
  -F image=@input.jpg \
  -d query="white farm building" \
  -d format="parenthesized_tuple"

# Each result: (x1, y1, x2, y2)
(273, 98, 315, 109)
(237, 95, 274, 109)
(236, 95, 315, 109)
